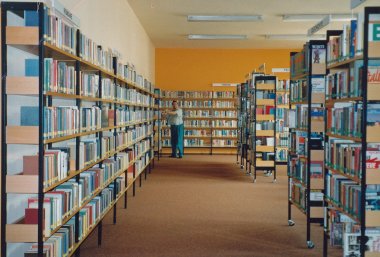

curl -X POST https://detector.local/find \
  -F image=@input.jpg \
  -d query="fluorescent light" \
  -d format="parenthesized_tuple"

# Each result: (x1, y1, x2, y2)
(188, 34, 247, 40)
(265, 34, 326, 40)
(188, 15, 262, 22)
(283, 14, 356, 22)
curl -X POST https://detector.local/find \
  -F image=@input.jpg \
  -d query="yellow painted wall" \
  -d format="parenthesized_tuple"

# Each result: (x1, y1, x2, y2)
(156, 48, 298, 91)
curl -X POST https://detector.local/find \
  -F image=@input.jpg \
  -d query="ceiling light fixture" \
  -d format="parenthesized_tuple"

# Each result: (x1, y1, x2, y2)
(188, 34, 248, 40)
(188, 15, 262, 22)
(265, 34, 326, 40)
(283, 14, 356, 22)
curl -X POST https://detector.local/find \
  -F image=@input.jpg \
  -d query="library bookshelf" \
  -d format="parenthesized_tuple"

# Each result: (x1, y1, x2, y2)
(159, 90, 237, 155)
(287, 40, 326, 249)
(323, 7, 380, 257)
(249, 75, 277, 182)
(275, 80, 290, 165)
(1, 2, 155, 257)
(153, 88, 162, 160)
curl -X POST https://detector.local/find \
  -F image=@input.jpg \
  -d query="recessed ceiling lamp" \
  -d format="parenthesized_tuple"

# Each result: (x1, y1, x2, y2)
(188, 34, 248, 40)
(265, 34, 326, 40)
(188, 15, 262, 22)
(283, 14, 356, 22)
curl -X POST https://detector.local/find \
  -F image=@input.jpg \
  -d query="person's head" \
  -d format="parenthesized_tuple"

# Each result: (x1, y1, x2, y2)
(172, 100, 179, 110)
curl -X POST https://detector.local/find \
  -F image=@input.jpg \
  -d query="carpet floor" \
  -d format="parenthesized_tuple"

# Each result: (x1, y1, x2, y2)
(80, 155, 340, 257)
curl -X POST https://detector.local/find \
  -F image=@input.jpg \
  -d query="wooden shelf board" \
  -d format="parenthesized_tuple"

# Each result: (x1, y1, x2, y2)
(256, 160, 274, 167)
(325, 97, 363, 105)
(367, 169, 380, 185)
(326, 132, 361, 142)
(327, 55, 362, 69)
(256, 130, 275, 136)
(256, 84, 275, 90)
(7, 126, 39, 145)
(6, 224, 38, 243)
(256, 99, 275, 105)
(367, 126, 380, 143)
(325, 198, 360, 223)
(256, 115, 274, 121)
(6, 77, 39, 95)
(6, 175, 38, 194)
(6, 26, 39, 45)
(255, 145, 274, 152)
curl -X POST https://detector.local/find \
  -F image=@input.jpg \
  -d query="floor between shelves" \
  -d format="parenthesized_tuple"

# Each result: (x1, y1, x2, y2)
(80, 155, 341, 257)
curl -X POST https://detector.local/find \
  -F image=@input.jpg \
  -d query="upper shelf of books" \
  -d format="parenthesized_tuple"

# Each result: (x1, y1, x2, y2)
(290, 41, 327, 79)
(327, 12, 380, 69)
(4, 2, 154, 96)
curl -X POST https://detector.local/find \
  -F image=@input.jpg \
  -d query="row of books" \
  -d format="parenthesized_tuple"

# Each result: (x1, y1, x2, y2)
(290, 80, 307, 103)
(277, 131, 289, 147)
(289, 158, 323, 184)
(256, 137, 275, 147)
(25, 153, 130, 237)
(212, 120, 237, 128)
(184, 110, 211, 117)
(212, 130, 237, 137)
(184, 130, 209, 137)
(277, 79, 290, 91)
(213, 140, 235, 147)
(290, 44, 309, 77)
(326, 19, 359, 64)
(326, 175, 380, 219)
(276, 93, 289, 105)
(290, 181, 306, 210)
(294, 106, 324, 129)
(276, 149, 288, 162)
(290, 132, 324, 155)
(25, 7, 154, 93)
(213, 91, 235, 98)
(256, 91, 275, 99)
(161, 91, 213, 98)
(160, 100, 213, 108)
(256, 121, 275, 130)
(209, 102, 236, 108)
(25, 178, 125, 257)
(213, 111, 237, 118)
(326, 104, 362, 138)
(256, 106, 275, 115)
(43, 58, 76, 94)
(183, 139, 207, 147)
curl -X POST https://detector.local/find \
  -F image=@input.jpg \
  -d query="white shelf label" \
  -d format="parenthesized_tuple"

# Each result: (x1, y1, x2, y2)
(272, 68, 290, 73)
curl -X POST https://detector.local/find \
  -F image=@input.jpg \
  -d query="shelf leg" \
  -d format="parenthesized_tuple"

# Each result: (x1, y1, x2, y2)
(98, 220, 103, 247)
(140, 173, 142, 187)
(124, 191, 128, 209)
(113, 204, 117, 224)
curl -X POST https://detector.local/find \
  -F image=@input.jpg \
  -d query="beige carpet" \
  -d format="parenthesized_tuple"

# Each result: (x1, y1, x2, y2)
(80, 155, 340, 257)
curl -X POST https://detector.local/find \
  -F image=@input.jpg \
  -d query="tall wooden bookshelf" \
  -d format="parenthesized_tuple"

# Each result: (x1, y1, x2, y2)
(276, 79, 290, 164)
(1, 2, 155, 256)
(237, 81, 250, 169)
(323, 8, 380, 257)
(250, 75, 277, 182)
(153, 88, 162, 160)
(287, 40, 326, 249)
(159, 90, 237, 155)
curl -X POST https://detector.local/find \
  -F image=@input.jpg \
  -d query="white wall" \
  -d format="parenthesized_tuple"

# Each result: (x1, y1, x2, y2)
(63, 0, 155, 82)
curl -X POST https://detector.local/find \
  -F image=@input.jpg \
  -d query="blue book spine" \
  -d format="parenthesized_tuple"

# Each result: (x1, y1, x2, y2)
(24, 10, 39, 26)
(350, 20, 357, 58)
(25, 59, 39, 77)
(21, 106, 39, 126)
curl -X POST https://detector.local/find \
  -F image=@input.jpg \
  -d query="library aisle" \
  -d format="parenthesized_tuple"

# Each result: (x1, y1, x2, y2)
(80, 156, 339, 257)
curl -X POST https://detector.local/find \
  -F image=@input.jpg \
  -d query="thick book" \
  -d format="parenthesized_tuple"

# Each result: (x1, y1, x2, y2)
(25, 59, 39, 77)
(20, 106, 39, 126)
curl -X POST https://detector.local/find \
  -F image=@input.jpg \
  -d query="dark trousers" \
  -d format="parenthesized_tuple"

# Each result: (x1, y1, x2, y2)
(170, 124, 184, 157)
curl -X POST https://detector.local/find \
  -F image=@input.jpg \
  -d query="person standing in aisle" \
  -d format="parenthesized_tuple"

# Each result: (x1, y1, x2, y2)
(162, 100, 184, 158)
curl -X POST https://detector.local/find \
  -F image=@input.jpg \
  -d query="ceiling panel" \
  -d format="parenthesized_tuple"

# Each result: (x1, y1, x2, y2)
(127, 0, 380, 48)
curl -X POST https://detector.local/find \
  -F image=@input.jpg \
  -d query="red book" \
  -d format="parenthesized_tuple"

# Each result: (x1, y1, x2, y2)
(25, 208, 39, 224)
(108, 110, 115, 127)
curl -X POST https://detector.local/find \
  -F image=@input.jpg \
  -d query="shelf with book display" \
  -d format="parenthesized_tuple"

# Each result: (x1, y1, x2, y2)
(237, 80, 250, 169)
(153, 88, 162, 161)
(159, 90, 238, 155)
(1, 2, 156, 257)
(323, 8, 380, 257)
(287, 40, 327, 250)
(276, 79, 290, 164)
(250, 75, 277, 183)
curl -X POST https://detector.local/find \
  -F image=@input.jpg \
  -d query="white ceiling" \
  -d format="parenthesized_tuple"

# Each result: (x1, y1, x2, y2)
(127, 0, 380, 49)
